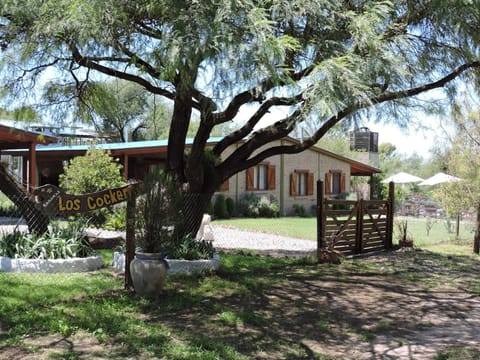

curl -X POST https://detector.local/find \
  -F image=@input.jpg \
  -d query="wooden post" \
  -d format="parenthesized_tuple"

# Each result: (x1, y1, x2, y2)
(474, 203, 480, 254)
(386, 181, 395, 249)
(125, 184, 137, 289)
(29, 142, 37, 191)
(355, 199, 364, 254)
(317, 180, 325, 259)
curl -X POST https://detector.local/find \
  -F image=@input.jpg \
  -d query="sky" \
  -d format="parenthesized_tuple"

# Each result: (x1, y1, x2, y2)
(368, 120, 443, 158)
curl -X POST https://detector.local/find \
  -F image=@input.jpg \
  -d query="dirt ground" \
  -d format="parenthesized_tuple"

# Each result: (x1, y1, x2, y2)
(1, 248, 480, 359)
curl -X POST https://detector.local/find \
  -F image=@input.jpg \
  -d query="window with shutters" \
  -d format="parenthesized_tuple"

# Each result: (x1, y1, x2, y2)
(290, 170, 314, 196)
(246, 163, 276, 191)
(325, 171, 346, 195)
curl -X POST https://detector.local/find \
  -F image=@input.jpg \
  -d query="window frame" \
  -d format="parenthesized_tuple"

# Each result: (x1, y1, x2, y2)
(246, 163, 276, 191)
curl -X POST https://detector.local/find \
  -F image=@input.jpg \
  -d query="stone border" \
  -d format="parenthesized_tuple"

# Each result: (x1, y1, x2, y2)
(113, 252, 221, 275)
(0, 255, 104, 273)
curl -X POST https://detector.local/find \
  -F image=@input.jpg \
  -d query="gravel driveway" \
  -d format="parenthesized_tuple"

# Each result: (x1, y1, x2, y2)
(211, 225, 316, 257)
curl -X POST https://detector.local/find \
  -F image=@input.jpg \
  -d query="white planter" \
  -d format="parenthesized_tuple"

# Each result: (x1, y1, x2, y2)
(0, 255, 103, 273)
(130, 252, 168, 298)
(113, 252, 221, 274)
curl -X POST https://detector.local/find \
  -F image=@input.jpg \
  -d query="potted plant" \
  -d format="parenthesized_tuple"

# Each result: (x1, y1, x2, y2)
(130, 167, 182, 298)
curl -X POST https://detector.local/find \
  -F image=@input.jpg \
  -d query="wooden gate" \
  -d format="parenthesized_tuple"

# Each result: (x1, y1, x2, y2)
(316, 180, 395, 257)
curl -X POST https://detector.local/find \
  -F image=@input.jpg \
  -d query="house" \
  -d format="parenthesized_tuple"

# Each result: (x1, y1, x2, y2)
(2, 125, 380, 215)
(217, 137, 380, 215)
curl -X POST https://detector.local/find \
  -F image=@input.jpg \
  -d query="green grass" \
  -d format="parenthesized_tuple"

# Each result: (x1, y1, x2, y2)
(1, 217, 479, 358)
(213, 217, 318, 240)
(1, 251, 480, 359)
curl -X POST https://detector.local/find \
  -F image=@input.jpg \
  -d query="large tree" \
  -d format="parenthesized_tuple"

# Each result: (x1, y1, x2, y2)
(1, 0, 479, 232)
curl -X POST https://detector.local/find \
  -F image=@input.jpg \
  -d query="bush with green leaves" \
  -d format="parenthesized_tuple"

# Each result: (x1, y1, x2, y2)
(0, 221, 94, 259)
(292, 204, 309, 218)
(225, 197, 236, 217)
(171, 234, 215, 260)
(238, 192, 279, 218)
(59, 146, 125, 225)
(135, 167, 183, 255)
(213, 194, 228, 219)
(103, 205, 127, 231)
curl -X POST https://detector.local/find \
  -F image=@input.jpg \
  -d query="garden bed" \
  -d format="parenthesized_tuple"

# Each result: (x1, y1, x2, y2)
(113, 252, 221, 274)
(0, 254, 103, 273)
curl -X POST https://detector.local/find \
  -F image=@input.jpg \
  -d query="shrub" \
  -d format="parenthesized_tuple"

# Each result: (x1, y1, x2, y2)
(171, 234, 215, 260)
(103, 205, 127, 231)
(59, 147, 124, 194)
(213, 194, 229, 219)
(135, 167, 183, 255)
(0, 194, 21, 218)
(0, 221, 94, 259)
(238, 192, 279, 218)
(225, 197, 236, 217)
(257, 196, 279, 218)
(59, 146, 125, 226)
(292, 204, 309, 217)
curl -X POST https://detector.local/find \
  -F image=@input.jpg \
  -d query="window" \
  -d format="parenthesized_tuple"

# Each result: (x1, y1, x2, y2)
(246, 163, 276, 190)
(325, 171, 346, 195)
(290, 170, 314, 196)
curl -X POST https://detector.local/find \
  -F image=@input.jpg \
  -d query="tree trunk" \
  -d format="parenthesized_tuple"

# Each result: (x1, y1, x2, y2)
(0, 165, 49, 235)
(474, 203, 480, 254)
(179, 191, 213, 240)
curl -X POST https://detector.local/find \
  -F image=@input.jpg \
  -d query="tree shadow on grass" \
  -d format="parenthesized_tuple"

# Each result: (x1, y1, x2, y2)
(1, 250, 479, 359)
(139, 250, 480, 359)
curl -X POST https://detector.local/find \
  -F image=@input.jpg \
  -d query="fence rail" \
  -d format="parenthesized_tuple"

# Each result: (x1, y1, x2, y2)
(317, 180, 394, 257)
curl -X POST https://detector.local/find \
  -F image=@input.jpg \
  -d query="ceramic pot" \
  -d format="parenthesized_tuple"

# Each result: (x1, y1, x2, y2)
(130, 252, 168, 298)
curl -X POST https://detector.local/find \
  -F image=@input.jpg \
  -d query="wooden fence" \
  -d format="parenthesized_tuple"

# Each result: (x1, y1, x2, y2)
(316, 181, 395, 257)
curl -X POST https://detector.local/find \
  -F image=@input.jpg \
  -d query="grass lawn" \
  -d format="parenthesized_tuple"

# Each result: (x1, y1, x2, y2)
(1, 216, 480, 358)
(1, 247, 480, 359)
(214, 217, 318, 240)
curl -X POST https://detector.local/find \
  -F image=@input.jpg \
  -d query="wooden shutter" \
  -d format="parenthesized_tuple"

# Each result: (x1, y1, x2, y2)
(340, 172, 346, 192)
(307, 172, 314, 196)
(325, 173, 332, 194)
(220, 179, 229, 192)
(267, 165, 276, 190)
(246, 167, 254, 190)
(290, 173, 297, 196)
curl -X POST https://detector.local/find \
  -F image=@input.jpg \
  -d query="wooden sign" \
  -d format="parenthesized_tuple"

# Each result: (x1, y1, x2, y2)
(34, 184, 136, 215)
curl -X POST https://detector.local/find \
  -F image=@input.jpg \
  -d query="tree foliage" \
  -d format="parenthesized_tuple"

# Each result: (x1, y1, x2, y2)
(68, 80, 149, 142)
(434, 100, 480, 215)
(59, 147, 124, 194)
(1, 0, 479, 229)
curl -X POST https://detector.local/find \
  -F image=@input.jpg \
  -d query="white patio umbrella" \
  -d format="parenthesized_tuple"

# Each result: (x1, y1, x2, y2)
(382, 171, 424, 184)
(418, 172, 462, 186)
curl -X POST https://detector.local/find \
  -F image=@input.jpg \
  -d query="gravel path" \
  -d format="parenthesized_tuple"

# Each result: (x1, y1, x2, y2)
(211, 225, 316, 257)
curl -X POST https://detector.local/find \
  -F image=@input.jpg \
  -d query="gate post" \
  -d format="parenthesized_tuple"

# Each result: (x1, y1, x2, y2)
(355, 199, 364, 254)
(125, 184, 137, 289)
(317, 180, 325, 259)
(386, 181, 395, 249)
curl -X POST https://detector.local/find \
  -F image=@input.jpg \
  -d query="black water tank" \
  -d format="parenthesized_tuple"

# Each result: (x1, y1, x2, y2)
(349, 127, 378, 152)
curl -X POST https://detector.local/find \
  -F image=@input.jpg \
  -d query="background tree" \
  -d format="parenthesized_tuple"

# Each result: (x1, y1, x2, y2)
(54, 80, 149, 142)
(0, 106, 40, 122)
(1, 0, 479, 234)
(434, 101, 480, 217)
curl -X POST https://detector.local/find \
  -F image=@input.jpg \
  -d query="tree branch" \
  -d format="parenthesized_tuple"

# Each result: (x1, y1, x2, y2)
(69, 44, 176, 102)
(213, 94, 304, 156)
(217, 61, 480, 179)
